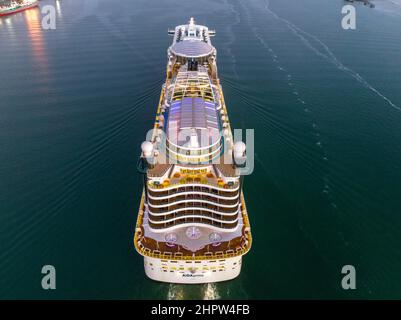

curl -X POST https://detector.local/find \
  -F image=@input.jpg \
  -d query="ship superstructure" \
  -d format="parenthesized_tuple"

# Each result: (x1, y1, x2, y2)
(134, 18, 252, 283)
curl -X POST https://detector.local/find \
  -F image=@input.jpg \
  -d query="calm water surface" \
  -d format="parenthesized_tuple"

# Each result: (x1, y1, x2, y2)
(1, 0, 401, 299)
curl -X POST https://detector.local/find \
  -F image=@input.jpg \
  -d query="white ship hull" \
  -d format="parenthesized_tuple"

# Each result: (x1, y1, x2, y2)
(144, 256, 242, 284)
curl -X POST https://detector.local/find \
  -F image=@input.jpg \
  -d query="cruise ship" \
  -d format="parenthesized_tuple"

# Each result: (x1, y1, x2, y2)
(0, 0, 38, 17)
(134, 18, 252, 284)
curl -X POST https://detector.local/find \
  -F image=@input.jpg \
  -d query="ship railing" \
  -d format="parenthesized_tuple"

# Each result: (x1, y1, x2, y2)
(135, 242, 251, 261)
(148, 217, 238, 230)
(148, 194, 239, 206)
(148, 203, 239, 215)
(148, 211, 239, 222)
(148, 180, 239, 191)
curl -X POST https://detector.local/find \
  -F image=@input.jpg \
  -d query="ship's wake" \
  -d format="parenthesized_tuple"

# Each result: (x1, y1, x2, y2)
(166, 283, 221, 300)
(202, 283, 221, 300)
(263, 0, 400, 112)
(252, 27, 336, 208)
(223, 0, 241, 80)
(167, 284, 185, 300)
(235, 0, 341, 230)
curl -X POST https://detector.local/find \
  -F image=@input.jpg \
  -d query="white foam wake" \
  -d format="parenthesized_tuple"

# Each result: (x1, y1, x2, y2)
(264, 0, 400, 112)
(203, 283, 221, 300)
(224, 0, 241, 80)
(167, 284, 185, 300)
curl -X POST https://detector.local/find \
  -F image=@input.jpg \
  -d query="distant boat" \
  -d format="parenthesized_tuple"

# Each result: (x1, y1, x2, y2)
(0, 0, 39, 17)
(344, 0, 375, 8)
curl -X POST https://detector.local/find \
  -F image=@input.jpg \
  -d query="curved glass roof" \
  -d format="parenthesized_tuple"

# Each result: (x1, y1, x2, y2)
(170, 40, 214, 58)
(167, 97, 220, 149)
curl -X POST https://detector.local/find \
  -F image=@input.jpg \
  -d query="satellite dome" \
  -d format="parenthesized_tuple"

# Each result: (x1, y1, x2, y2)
(234, 141, 246, 154)
(141, 141, 154, 157)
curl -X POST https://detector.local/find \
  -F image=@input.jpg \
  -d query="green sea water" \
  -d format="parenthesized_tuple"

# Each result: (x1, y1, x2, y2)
(1, 0, 401, 299)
